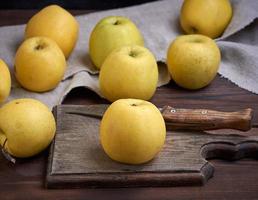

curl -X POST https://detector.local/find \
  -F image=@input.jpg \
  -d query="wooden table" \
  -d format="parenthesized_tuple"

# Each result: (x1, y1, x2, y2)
(1, 10, 258, 200)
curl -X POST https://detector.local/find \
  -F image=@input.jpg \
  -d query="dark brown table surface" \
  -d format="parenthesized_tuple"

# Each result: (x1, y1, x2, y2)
(0, 10, 258, 200)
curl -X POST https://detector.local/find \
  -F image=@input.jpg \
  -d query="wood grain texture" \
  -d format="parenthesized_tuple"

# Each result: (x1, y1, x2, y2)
(63, 105, 253, 132)
(46, 104, 258, 188)
(1, 10, 258, 200)
(64, 76, 258, 126)
(161, 106, 252, 131)
(0, 0, 157, 9)
(0, 75, 258, 199)
(0, 10, 91, 26)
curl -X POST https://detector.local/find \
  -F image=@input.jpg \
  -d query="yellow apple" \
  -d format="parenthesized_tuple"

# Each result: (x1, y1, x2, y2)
(100, 99, 166, 164)
(15, 36, 66, 92)
(180, 0, 232, 39)
(167, 34, 221, 89)
(0, 98, 56, 158)
(99, 45, 158, 102)
(25, 5, 79, 58)
(0, 59, 11, 104)
(89, 16, 144, 69)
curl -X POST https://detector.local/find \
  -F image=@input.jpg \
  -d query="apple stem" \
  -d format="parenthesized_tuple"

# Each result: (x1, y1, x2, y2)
(113, 20, 120, 25)
(1, 139, 16, 164)
(34, 44, 45, 50)
(129, 51, 137, 58)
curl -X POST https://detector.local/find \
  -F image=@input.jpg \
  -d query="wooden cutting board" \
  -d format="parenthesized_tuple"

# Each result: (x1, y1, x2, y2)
(46, 104, 258, 188)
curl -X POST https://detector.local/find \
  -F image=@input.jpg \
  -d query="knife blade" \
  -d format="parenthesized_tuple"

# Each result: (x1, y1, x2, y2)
(65, 104, 253, 131)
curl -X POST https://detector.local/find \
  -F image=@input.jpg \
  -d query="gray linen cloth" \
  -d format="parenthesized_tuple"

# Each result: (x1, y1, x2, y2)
(0, 0, 257, 109)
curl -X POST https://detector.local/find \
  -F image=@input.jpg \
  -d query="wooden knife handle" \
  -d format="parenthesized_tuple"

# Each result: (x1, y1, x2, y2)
(161, 106, 253, 131)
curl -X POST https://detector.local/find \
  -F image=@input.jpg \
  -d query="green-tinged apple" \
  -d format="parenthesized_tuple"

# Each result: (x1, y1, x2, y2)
(180, 0, 232, 39)
(167, 34, 221, 89)
(89, 16, 144, 69)
(0, 98, 56, 158)
(25, 5, 79, 58)
(15, 36, 66, 92)
(99, 45, 158, 102)
(0, 59, 11, 104)
(100, 99, 166, 164)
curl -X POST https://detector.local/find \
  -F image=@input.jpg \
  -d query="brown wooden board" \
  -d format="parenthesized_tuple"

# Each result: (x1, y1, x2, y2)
(46, 104, 258, 189)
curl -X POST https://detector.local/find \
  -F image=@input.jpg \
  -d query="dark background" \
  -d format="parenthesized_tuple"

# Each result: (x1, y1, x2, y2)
(0, 0, 158, 9)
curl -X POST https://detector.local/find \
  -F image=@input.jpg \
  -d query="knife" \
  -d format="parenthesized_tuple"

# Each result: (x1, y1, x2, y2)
(65, 104, 253, 131)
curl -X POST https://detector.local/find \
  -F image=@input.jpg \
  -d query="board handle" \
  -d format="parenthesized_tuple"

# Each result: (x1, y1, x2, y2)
(161, 106, 253, 131)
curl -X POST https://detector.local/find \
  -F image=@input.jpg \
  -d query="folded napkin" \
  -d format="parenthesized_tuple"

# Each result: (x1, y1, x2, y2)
(0, 0, 257, 109)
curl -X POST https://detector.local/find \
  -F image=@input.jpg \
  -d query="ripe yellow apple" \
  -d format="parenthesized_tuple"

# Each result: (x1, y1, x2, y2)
(180, 0, 232, 39)
(15, 36, 66, 92)
(100, 99, 166, 164)
(0, 98, 56, 158)
(167, 34, 221, 89)
(89, 16, 144, 69)
(99, 45, 158, 102)
(0, 59, 11, 104)
(25, 5, 79, 58)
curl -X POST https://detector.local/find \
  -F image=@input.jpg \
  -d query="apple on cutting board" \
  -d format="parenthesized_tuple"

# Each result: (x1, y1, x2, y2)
(100, 98, 166, 165)
(89, 16, 144, 69)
